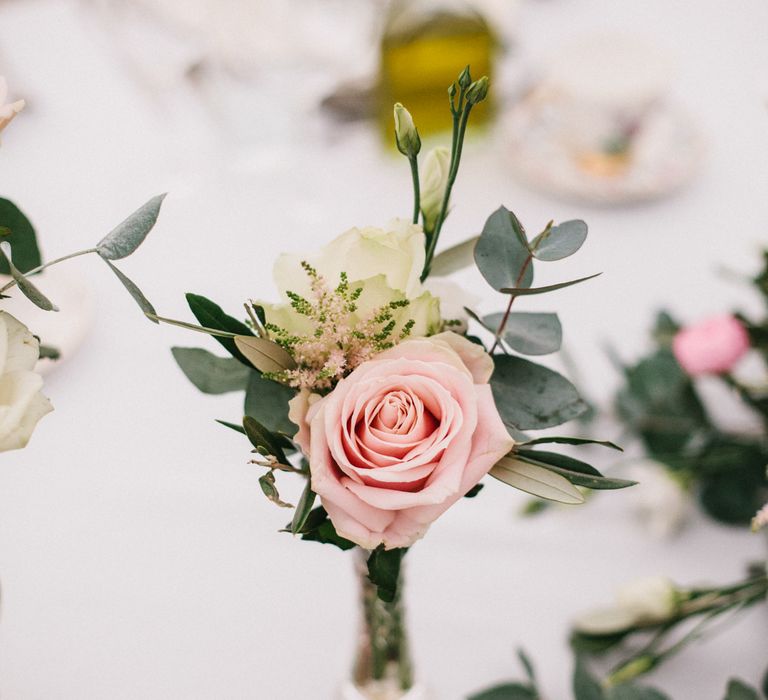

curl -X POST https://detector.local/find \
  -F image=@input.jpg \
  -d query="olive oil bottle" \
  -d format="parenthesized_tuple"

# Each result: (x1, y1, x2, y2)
(380, 0, 496, 139)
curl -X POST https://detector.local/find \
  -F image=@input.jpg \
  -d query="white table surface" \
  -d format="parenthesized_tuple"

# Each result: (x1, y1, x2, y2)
(0, 1, 766, 698)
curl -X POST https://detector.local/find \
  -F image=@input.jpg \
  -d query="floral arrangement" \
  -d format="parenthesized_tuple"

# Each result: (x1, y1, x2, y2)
(0, 78, 164, 452)
(468, 566, 767, 699)
(135, 67, 634, 696)
(613, 261, 768, 528)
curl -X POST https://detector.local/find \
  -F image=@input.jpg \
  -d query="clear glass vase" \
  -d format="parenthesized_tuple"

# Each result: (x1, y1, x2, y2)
(340, 548, 428, 700)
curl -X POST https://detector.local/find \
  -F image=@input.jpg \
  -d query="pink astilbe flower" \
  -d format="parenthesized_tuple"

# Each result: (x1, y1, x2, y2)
(264, 263, 416, 392)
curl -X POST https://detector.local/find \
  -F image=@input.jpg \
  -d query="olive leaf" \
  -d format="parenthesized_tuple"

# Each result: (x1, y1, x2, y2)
(235, 335, 296, 374)
(291, 480, 316, 534)
(258, 471, 293, 508)
(430, 236, 479, 276)
(0, 244, 57, 311)
(103, 259, 157, 319)
(0, 198, 41, 273)
(500, 273, 601, 297)
(490, 456, 585, 504)
(171, 347, 251, 394)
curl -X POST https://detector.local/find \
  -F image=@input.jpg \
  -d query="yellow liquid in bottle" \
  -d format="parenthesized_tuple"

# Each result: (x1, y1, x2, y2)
(380, 4, 495, 140)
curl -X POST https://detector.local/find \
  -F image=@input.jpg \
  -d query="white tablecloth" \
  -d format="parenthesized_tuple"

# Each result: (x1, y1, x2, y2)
(0, 1, 766, 698)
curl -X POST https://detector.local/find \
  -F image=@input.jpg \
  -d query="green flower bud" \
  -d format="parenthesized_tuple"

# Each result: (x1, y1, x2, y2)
(466, 76, 490, 105)
(457, 65, 472, 90)
(393, 103, 421, 158)
(606, 655, 656, 687)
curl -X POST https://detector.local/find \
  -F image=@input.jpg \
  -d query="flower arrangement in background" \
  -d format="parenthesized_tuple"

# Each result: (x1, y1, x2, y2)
(613, 253, 768, 527)
(468, 566, 768, 699)
(0, 78, 164, 452)
(147, 67, 635, 697)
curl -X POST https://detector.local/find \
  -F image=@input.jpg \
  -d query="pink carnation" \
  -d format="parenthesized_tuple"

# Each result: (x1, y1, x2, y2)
(289, 332, 514, 550)
(672, 315, 750, 376)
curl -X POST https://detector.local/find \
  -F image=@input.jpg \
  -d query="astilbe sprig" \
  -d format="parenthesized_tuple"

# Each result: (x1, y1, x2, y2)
(263, 262, 416, 392)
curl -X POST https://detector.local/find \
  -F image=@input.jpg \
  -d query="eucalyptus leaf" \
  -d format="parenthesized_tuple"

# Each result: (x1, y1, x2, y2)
(573, 659, 605, 700)
(490, 456, 584, 504)
(215, 419, 245, 435)
(500, 273, 601, 297)
(96, 194, 166, 260)
(244, 371, 295, 436)
(516, 450, 637, 490)
(0, 247, 57, 311)
(0, 198, 41, 273)
(291, 479, 316, 534)
(475, 206, 533, 291)
(723, 679, 760, 700)
(367, 547, 407, 603)
(235, 335, 296, 374)
(103, 259, 157, 318)
(430, 236, 479, 276)
(518, 436, 622, 451)
(491, 355, 587, 430)
(186, 293, 254, 363)
(530, 220, 588, 261)
(258, 471, 292, 508)
(467, 683, 537, 700)
(171, 347, 251, 394)
(243, 415, 288, 465)
(484, 311, 562, 355)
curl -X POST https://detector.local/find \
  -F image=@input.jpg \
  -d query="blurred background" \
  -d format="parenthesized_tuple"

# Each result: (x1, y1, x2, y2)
(0, 0, 766, 698)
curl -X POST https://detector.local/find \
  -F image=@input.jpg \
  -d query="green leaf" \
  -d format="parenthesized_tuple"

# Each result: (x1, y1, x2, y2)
(500, 273, 601, 296)
(468, 683, 537, 700)
(762, 664, 768, 698)
(244, 370, 296, 436)
(491, 355, 588, 430)
(258, 471, 292, 508)
(464, 483, 484, 498)
(430, 236, 479, 276)
(724, 678, 760, 700)
(516, 450, 637, 490)
(104, 259, 157, 318)
(573, 659, 605, 700)
(367, 547, 407, 603)
(38, 344, 61, 360)
(484, 311, 562, 355)
(215, 419, 246, 435)
(570, 629, 630, 655)
(298, 506, 356, 550)
(518, 436, 622, 451)
(530, 220, 588, 261)
(475, 206, 533, 291)
(235, 335, 296, 374)
(0, 198, 41, 273)
(0, 246, 57, 311)
(608, 686, 671, 700)
(517, 648, 536, 685)
(490, 456, 585, 504)
(171, 347, 251, 394)
(291, 480, 316, 534)
(243, 415, 288, 465)
(96, 194, 166, 260)
(186, 293, 254, 363)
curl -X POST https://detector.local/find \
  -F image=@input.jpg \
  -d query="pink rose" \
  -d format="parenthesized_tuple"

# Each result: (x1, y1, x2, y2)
(290, 332, 514, 549)
(672, 315, 750, 376)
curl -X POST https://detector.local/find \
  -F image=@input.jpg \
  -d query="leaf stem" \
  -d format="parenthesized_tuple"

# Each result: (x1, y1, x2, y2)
(490, 253, 534, 353)
(0, 248, 98, 292)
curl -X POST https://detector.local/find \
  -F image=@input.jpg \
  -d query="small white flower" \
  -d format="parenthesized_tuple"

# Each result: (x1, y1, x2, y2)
(0, 312, 53, 451)
(0, 77, 25, 138)
(420, 147, 450, 232)
(623, 459, 690, 538)
(616, 576, 678, 622)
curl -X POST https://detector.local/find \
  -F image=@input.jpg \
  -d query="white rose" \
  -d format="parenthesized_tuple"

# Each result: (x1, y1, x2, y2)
(623, 460, 690, 538)
(0, 77, 25, 137)
(264, 220, 440, 337)
(616, 576, 678, 622)
(0, 312, 52, 451)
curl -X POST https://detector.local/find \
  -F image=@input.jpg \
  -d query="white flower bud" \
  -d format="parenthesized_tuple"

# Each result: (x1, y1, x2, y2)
(419, 146, 450, 232)
(616, 576, 678, 622)
(393, 103, 421, 158)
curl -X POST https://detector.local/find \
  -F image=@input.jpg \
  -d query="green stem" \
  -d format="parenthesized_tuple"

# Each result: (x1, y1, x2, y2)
(409, 155, 421, 225)
(0, 248, 98, 292)
(421, 100, 473, 281)
(489, 253, 534, 353)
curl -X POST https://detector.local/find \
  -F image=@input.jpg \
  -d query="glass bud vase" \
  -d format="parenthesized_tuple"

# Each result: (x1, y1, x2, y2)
(340, 548, 427, 700)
